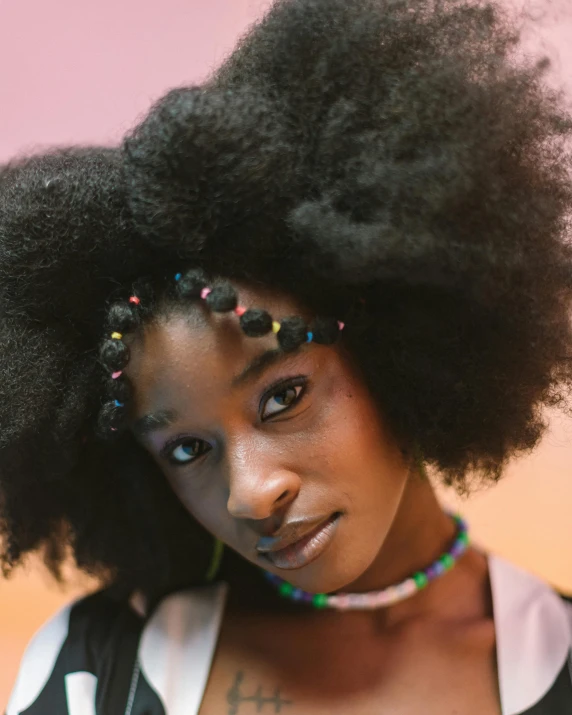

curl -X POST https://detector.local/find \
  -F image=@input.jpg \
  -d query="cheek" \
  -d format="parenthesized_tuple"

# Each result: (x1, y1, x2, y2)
(316, 379, 377, 458)
(163, 469, 230, 538)
(322, 381, 407, 497)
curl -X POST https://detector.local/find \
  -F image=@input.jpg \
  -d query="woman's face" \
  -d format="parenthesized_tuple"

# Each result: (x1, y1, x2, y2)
(127, 284, 411, 594)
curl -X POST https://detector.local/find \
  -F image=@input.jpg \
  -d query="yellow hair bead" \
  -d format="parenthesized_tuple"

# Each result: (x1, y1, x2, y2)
(111, 332, 123, 340)
(272, 321, 281, 334)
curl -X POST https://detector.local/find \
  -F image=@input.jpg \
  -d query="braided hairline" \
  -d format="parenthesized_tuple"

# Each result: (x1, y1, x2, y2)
(97, 268, 344, 438)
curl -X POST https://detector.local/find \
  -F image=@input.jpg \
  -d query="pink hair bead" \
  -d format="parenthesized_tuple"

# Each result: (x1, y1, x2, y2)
(200, 287, 212, 300)
(338, 321, 345, 331)
(129, 296, 141, 305)
(234, 306, 247, 317)
(111, 371, 123, 379)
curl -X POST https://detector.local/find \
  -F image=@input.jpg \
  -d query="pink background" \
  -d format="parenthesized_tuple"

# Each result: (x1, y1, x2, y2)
(1, 0, 572, 708)
(0, 0, 274, 162)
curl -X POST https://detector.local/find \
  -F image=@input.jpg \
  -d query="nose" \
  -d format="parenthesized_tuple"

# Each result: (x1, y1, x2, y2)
(225, 444, 301, 521)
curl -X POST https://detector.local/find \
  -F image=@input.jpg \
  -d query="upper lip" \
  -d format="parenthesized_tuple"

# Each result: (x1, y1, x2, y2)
(255, 513, 336, 554)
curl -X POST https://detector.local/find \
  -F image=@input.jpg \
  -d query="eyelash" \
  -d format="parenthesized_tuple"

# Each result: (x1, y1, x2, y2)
(160, 376, 308, 467)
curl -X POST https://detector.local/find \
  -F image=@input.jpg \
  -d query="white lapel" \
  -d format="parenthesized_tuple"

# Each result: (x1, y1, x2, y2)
(137, 581, 228, 715)
(489, 553, 571, 715)
(6, 602, 73, 715)
(64, 672, 98, 715)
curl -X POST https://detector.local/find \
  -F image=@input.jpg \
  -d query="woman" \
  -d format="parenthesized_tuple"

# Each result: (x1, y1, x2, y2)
(3, 0, 572, 713)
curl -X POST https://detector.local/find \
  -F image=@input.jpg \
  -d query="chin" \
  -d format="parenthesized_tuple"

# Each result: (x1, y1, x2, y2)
(255, 513, 383, 594)
(268, 545, 377, 596)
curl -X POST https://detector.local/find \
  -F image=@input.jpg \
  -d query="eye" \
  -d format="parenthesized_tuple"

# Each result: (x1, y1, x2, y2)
(164, 438, 211, 466)
(261, 384, 304, 420)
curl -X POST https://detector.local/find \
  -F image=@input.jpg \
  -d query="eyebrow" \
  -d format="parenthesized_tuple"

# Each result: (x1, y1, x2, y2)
(231, 348, 286, 388)
(132, 349, 289, 439)
(132, 409, 178, 439)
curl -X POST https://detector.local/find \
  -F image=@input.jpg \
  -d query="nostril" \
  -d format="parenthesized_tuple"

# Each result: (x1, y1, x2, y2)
(276, 490, 290, 503)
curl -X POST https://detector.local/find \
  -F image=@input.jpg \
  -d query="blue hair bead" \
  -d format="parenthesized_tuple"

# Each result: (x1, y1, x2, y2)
(114, 400, 124, 408)
(175, 273, 182, 282)
(306, 332, 313, 343)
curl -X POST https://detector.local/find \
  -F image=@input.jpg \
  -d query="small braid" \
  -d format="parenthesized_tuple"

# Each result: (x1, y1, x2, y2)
(276, 316, 308, 352)
(206, 283, 238, 313)
(105, 303, 140, 334)
(240, 308, 273, 337)
(96, 270, 345, 439)
(97, 292, 147, 439)
(312, 317, 343, 345)
(174, 268, 209, 300)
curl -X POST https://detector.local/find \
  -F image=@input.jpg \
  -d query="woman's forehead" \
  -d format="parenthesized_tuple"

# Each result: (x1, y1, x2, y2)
(124, 285, 313, 410)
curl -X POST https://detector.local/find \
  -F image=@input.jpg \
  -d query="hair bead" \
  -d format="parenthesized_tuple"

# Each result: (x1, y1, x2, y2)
(200, 287, 212, 300)
(306, 332, 313, 343)
(240, 308, 273, 337)
(129, 296, 141, 305)
(129, 279, 155, 317)
(111, 332, 123, 340)
(114, 400, 124, 408)
(235, 306, 247, 317)
(205, 283, 238, 312)
(277, 316, 308, 352)
(272, 321, 281, 334)
(111, 371, 122, 379)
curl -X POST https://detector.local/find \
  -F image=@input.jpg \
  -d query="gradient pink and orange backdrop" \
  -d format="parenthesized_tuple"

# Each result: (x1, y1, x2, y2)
(1, 0, 572, 707)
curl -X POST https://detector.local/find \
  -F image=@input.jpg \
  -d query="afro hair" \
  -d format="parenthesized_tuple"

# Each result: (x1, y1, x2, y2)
(1, 0, 572, 598)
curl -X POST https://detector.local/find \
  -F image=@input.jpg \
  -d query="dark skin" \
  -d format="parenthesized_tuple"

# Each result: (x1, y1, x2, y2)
(126, 284, 500, 714)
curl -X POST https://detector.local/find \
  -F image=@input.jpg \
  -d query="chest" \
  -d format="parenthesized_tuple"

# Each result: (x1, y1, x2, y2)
(198, 615, 501, 715)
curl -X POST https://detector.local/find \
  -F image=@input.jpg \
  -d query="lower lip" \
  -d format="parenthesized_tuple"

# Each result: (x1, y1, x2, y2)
(260, 512, 341, 570)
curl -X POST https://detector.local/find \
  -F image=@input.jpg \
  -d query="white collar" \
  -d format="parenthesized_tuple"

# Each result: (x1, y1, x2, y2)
(489, 553, 572, 714)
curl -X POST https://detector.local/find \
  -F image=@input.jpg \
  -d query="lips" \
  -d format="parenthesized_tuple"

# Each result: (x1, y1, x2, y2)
(258, 512, 341, 570)
(256, 513, 337, 554)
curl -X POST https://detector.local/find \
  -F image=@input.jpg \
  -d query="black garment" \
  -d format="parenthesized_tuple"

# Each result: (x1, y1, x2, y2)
(6, 556, 572, 714)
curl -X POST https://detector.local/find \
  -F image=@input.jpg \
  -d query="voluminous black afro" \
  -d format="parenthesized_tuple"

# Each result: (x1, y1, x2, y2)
(2, 0, 572, 599)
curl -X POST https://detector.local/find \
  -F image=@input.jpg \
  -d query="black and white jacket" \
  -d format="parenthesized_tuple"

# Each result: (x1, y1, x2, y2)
(6, 555, 572, 715)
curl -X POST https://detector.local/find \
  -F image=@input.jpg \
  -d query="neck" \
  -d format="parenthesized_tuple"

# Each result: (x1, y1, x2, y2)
(339, 473, 455, 596)
(324, 475, 490, 629)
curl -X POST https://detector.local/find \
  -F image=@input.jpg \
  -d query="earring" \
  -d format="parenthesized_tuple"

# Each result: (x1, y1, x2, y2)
(205, 538, 225, 582)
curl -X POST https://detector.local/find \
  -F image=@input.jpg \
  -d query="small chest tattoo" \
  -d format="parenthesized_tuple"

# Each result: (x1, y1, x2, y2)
(226, 671, 294, 714)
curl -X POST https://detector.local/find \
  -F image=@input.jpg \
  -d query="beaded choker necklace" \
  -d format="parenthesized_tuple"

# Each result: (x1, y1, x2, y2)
(263, 513, 469, 610)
